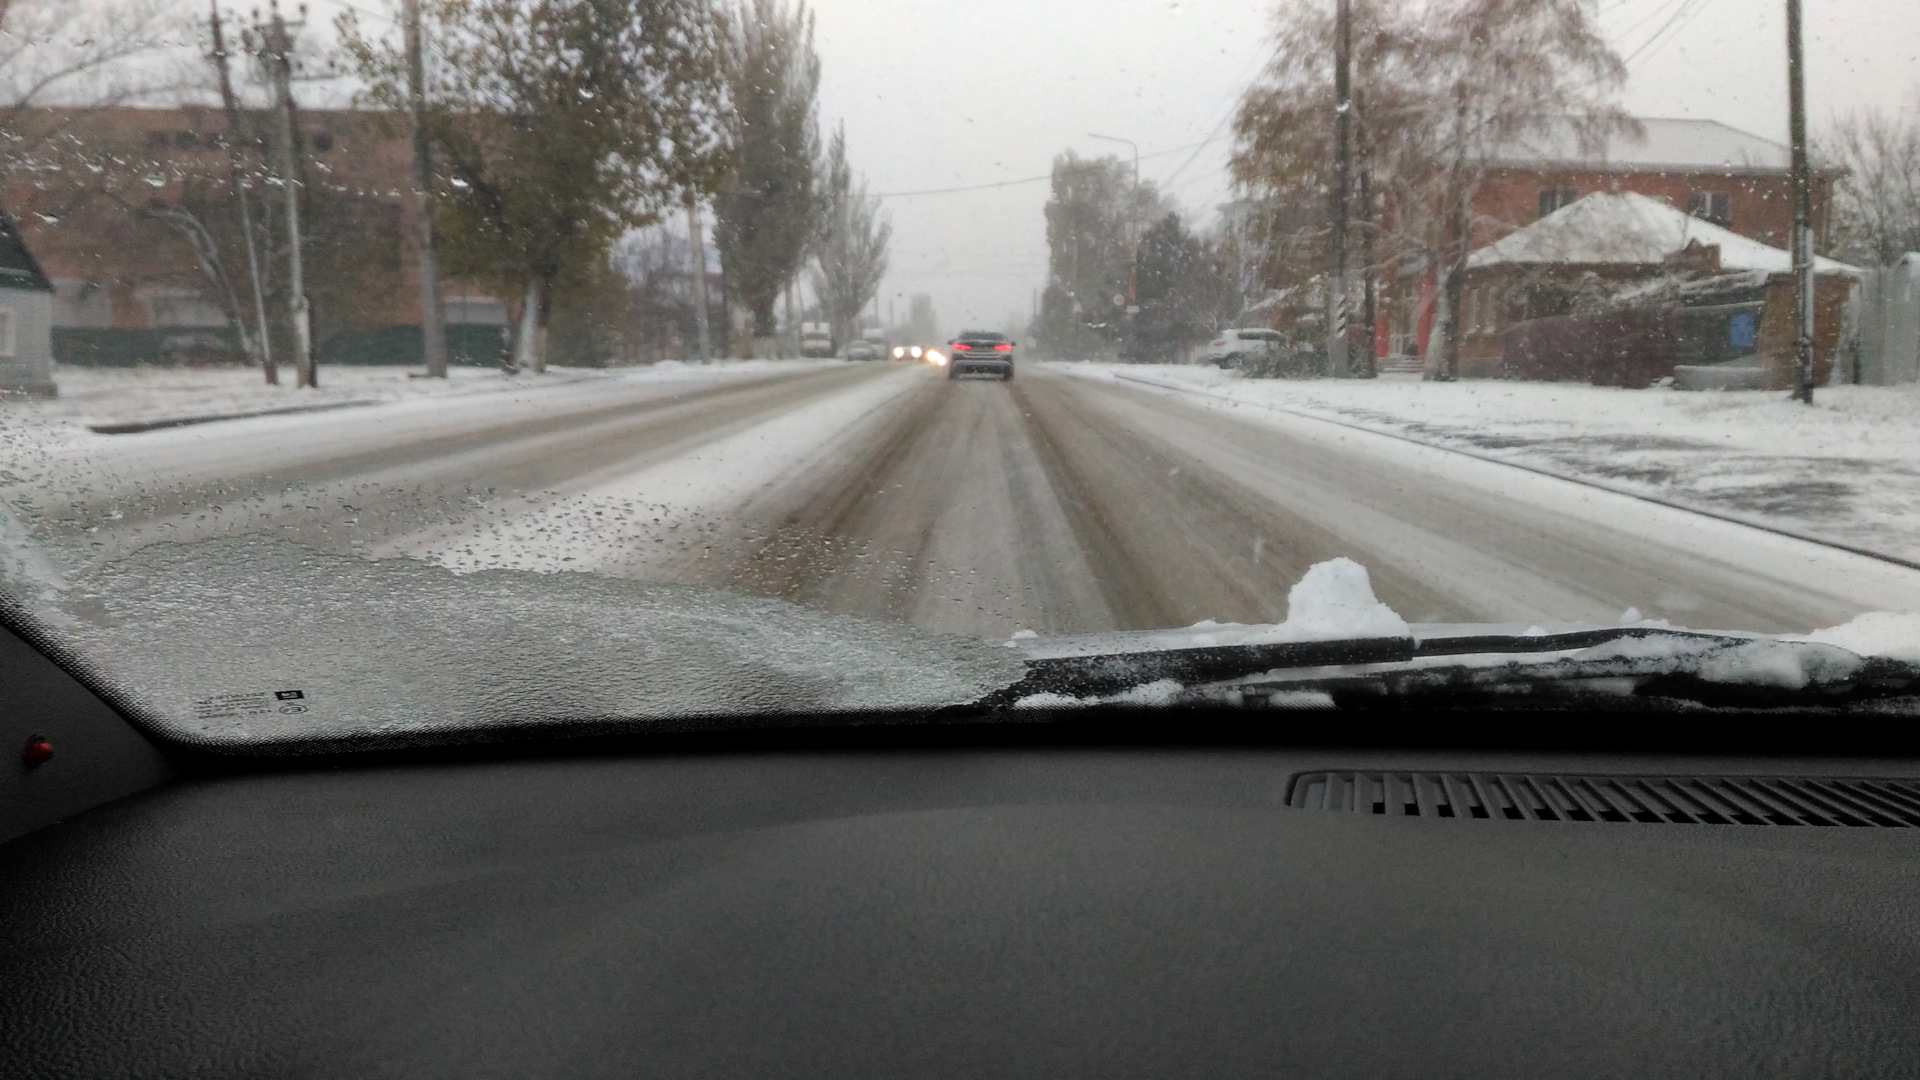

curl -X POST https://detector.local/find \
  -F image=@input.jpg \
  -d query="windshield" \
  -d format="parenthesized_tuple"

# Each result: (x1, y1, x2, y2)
(3, 0, 1920, 742)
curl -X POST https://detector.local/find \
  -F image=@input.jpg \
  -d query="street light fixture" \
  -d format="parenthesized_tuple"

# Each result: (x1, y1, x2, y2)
(1087, 133, 1141, 313)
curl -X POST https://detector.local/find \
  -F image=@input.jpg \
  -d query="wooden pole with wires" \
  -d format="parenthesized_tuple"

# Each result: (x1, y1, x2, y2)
(404, 0, 449, 377)
(1327, 0, 1353, 378)
(263, 5, 313, 388)
(209, 2, 275, 385)
(1786, 0, 1816, 403)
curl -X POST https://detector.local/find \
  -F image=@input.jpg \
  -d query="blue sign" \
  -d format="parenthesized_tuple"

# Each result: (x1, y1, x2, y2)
(1728, 311, 1758, 351)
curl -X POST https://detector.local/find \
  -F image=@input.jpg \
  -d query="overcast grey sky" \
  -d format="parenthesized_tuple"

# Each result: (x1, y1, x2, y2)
(278, 0, 1920, 334)
(800, 0, 1920, 335)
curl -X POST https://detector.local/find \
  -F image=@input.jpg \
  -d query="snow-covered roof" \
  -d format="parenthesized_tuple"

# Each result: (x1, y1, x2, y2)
(1467, 191, 1861, 275)
(1493, 118, 1791, 174)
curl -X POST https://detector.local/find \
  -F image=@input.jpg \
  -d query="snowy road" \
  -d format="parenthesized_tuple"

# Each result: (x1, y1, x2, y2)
(14, 359, 1920, 640)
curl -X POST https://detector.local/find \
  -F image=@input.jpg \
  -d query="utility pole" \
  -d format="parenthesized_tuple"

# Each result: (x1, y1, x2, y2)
(686, 193, 712, 362)
(1357, 79, 1377, 380)
(1358, 160, 1376, 379)
(403, 0, 449, 378)
(1786, 0, 1815, 404)
(209, 2, 275, 385)
(263, 5, 313, 388)
(1327, 0, 1353, 378)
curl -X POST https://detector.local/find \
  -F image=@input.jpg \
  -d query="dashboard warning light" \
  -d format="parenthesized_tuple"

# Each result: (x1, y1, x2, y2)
(23, 736, 54, 768)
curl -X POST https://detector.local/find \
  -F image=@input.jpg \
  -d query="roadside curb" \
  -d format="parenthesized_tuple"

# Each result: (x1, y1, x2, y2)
(1106, 369, 1920, 575)
(87, 399, 380, 435)
(74, 363, 836, 436)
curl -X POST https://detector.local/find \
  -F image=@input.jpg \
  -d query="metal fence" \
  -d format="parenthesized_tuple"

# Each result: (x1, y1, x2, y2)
(1853, 254, 1920, 385)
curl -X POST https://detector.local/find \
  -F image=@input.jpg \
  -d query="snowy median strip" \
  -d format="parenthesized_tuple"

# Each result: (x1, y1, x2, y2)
(386, 365, 921, 576)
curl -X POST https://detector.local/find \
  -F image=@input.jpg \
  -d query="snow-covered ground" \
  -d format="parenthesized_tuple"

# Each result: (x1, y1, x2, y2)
(0, 359, 820, 449)
(1065, 363, 1920, 564)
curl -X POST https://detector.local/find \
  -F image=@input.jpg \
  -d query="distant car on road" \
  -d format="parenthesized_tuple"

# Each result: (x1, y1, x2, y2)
(845, 340, 879, 361)
(1206, 328, 1285, 369)
(800, 322, 835, 358)
(946, 330, 1015, 381)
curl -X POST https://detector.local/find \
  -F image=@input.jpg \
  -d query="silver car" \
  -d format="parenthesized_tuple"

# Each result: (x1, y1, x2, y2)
(946, 330, 1015, 380)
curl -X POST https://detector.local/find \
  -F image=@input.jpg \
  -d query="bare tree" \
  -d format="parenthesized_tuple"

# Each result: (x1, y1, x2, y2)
(713, 0, 820, 352)
(808, 124, 889, 350)
(1231, 1, 1432, 330)
(1417, 0, 1632, 380)
(1038, 151, 1168, 358)
(1232, 0, 1632, 379)
(906, 293, 937, 343)
(1823, 97, 1920, 267)
(0, 0, 192, 220)
(0, 0, 184, 116)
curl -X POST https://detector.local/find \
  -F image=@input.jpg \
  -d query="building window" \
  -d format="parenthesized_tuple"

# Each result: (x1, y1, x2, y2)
(311, 131, 335, 152)
(1688, 191, 1731, 227)
(0, 308, 17, 358)
(1538, 187, 1580, 219)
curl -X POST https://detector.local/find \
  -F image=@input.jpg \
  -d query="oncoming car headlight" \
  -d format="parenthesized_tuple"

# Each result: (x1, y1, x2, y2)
(910, 346, 923, 359)
(892, 346, 905, 359)
(927, 350, 946, 366)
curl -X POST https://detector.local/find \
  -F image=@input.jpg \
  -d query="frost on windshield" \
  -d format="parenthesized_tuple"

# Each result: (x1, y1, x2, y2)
(21, 537, 1023, 745)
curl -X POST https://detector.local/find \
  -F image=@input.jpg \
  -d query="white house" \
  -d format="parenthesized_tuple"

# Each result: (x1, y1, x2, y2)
(0, 212, 55, 396)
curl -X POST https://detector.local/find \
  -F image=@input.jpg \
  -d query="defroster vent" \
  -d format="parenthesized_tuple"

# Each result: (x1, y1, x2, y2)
(1288, 771, 1920, 826)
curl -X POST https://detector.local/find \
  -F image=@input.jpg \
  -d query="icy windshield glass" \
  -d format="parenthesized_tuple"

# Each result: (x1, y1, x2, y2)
(4, 0, 1920, 742)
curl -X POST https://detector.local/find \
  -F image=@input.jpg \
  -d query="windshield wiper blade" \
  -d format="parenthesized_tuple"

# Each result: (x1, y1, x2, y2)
(984, 624, 1920, 710)
(994, 633, 1414, 703)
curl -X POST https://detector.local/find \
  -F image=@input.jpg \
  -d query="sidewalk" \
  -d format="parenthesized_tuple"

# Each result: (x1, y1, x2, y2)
(2, 359, 837, 447)
(1066, 362, 1920, 565)
(29, 364, 603, 431)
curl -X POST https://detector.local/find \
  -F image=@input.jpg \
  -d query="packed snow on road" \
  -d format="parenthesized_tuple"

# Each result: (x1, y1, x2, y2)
(1073, 363, 1920, 564)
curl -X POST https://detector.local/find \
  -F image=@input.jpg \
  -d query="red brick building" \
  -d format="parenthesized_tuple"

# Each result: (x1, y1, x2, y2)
(1381, 117, 1833, 364)
(4, 106, 505, 364)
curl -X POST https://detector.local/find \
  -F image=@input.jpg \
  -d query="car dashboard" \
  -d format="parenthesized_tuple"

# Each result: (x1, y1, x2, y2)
(4, 622, 1920, 1078)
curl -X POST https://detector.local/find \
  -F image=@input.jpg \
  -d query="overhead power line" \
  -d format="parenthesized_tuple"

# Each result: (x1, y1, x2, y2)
(874, 135, 1229, 199)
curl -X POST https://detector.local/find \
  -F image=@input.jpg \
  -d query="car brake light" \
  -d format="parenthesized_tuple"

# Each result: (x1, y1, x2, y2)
(992, 343, 1012, 351)
(1211, 339, 1224, 346)
(952, 343, 972, 351)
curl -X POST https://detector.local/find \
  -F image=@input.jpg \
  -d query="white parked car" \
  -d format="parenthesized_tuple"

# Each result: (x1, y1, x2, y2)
(1205, 328, 1285, 368)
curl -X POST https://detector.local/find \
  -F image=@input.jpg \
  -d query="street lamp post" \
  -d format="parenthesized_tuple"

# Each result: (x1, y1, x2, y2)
(1088, 133, 1141, 313)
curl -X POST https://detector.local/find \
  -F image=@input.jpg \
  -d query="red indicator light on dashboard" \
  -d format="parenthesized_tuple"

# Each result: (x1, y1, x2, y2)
(22, 736, 53, 768)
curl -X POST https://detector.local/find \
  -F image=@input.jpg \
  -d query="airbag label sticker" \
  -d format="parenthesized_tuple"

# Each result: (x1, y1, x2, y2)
(192, 690, 310, 719)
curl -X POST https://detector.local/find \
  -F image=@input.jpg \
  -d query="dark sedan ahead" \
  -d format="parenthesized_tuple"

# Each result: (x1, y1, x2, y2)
(946, 330, 1015, 380)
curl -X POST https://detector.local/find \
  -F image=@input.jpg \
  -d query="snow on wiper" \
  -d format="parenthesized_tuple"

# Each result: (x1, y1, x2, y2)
(1002, 559, 1411, 700)
(989, 561, 1920, 710)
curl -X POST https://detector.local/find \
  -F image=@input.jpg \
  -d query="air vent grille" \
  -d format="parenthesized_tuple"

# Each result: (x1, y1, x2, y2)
(1288, 771, 1920, 826)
